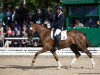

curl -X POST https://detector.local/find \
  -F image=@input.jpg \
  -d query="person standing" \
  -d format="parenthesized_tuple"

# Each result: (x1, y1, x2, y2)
(0, 7, 5, 26)
(5, 8, 12, 27)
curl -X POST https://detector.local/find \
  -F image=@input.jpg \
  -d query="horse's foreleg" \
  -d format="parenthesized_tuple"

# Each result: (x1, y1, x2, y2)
(31, 49, 45, 66)
(51, 51, 61, 70)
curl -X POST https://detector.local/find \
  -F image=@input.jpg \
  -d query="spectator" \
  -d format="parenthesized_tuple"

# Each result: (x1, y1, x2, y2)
(0, 26, 4, 47)
(12, 26, 21, 47)
(6, 27, 13, 36)
(74, 19, 84, 28)
(12, 40, 19, 47)
(15, 5, 28, 36)
(34, 8, 43, 24)
(96, 20, 100, 28)
(4, 27, 13, 47)
(11, 9, 16, 23)
(5, 8, 12, 28)
(33, 39, 39, 47)
(21, 25, 27, 47)
(0, 7, 5, 27)
(13, 26, 20, 37)
(29, 15, 34, 25)
(42, 8, 52, 24)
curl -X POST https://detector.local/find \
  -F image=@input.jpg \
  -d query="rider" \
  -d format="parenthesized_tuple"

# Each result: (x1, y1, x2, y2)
(51, 6, 65, 49)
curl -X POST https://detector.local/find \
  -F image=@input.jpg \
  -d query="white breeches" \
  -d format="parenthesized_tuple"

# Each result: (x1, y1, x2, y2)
(54, 29, 61, 36)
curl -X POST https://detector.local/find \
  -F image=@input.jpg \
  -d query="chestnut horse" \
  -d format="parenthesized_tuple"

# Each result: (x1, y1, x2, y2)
(28, 24, 95, 69)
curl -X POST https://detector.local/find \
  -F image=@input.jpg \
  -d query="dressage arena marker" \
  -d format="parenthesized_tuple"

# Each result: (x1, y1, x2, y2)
(0, 47, 100, 55)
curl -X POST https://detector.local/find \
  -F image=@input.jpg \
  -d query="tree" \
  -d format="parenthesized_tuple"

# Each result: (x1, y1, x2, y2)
(0, 0, 61, 11)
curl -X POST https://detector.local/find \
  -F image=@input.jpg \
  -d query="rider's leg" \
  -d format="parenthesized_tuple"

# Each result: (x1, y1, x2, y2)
(54, 29, 61, 50)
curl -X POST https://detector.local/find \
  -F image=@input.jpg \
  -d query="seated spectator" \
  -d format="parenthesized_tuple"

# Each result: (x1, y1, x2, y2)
(0, 26, 4, 47)
(4, 27, 13, 47)
(12, 27, 21, 47)
(74, 19, 84, 28)
(26, 40, 34, 47)
(33, 39, 41, 47)
(96, 20, 100, 28)
(14, 27, 20, 37)
(6, 27, 14, 37)
(4, 40, 12, 47)
(33, 40, 38, 47)
(12, 40, 19, 47)
(21, 25, 27, 47)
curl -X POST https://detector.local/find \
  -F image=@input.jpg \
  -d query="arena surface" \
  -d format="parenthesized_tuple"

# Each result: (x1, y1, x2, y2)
(0, 55, 100, 75)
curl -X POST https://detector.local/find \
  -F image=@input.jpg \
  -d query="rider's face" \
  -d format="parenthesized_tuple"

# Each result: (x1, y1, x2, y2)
(57, 9, 60, 14)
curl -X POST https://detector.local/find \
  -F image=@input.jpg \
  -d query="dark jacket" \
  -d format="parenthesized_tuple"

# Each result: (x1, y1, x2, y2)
(51, 13, 65, 30)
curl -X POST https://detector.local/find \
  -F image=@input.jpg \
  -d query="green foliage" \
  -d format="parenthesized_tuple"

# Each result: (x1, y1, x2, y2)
(0, 0, 62, 12)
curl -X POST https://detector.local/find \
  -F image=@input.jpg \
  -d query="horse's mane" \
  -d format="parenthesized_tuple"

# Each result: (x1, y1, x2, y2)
(33, 24, 52, 31)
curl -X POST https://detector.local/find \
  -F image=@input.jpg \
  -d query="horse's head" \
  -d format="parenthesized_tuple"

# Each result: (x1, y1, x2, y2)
(27, 24, 48, 42)
(27, 26, 36, 42)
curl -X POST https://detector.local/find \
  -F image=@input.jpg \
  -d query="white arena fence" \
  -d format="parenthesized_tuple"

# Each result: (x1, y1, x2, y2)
(0, 37, 100, 55)
(0, 47, 100, 56)
(2, 37, 39, 47)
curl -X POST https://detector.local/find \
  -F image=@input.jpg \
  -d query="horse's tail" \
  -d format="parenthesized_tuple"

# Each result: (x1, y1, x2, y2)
(83, 33, 94, 47)
(80, 33, 93, 47)
(86, 39, 94, 47)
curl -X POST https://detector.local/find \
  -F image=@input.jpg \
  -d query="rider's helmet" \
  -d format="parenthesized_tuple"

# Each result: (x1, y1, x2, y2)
(56, 6, 63, 10)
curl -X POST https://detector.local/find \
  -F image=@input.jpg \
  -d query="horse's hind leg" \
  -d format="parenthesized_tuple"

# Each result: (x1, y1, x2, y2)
(70, 51, 81, 68)
(51, 50, 61, 70)
(84, 49, 95, 69)
(70, 45, 81, 68)
(31, 49, 45, 66)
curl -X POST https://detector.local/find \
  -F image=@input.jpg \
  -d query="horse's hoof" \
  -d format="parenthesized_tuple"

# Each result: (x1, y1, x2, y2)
(31, 61, 35, 67)
(57, 68, 60, 70)
(31, 63, 33, 67)
(92, 65, 95, 69)
(57, 67, 60, 70)
(70, 65, 72, 69)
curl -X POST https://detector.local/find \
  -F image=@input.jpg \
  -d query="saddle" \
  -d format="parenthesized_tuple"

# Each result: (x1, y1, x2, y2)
(51, 30, 67, 40)
(51, 30, 67, 49)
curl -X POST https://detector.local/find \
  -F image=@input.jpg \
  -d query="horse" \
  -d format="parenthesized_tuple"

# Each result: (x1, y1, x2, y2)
(28, 24, 95, 70)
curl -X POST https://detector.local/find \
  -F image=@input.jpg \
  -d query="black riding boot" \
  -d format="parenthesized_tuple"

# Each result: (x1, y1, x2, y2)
(54, 35, 60, 50)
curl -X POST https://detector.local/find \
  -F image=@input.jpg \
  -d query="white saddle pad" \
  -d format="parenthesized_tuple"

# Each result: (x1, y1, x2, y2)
(51, 30, 67, 40)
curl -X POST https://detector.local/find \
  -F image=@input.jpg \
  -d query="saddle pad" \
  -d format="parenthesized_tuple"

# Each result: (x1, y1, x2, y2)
(51, 30, 67, 40)
(61, 30, 67, 40)
(51, 30, 53, 40)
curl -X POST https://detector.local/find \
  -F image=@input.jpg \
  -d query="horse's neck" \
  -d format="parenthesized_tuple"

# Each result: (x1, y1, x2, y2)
(36, 26, 49, 39)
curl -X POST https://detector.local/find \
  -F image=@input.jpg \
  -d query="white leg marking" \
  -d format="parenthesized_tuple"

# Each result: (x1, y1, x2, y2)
(57, 61, 61, 70)
(70, 58, 77, 65)
(91, 58, 95, 69)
